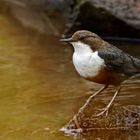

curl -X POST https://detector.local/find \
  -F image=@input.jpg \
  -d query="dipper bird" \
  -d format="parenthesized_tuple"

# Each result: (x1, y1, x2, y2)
(60, 30, 140, 117)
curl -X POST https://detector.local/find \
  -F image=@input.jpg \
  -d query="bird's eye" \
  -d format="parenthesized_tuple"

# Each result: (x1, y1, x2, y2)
(79, 37, 85, 40)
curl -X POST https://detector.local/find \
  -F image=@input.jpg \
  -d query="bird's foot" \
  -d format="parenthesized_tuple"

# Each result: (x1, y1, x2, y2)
(93, 86, 121, 118)
(73, 115, 81, 129)
(92, 106, 110, 118)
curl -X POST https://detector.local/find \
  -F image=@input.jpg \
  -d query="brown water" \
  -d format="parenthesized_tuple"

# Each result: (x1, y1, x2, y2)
(0, 15, 140, 140)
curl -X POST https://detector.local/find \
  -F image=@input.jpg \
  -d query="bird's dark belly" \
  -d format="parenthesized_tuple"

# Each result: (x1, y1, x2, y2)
(85, 69, 128, 85)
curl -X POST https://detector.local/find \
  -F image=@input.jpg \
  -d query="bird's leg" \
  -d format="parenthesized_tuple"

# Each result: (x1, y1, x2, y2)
(78, 84, 108, 113)
(93, 85, 121, 117)
(73, 85, 108, 129)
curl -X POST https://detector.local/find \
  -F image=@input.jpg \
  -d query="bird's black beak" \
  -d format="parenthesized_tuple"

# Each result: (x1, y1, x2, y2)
(60, 38, 73, 43)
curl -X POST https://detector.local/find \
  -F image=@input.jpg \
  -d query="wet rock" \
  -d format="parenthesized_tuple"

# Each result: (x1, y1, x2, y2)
(1, 0, 140, 37)
(61, 98, 140, 138)
(90, 0, 140, 30)
(66, 1, 140, 38)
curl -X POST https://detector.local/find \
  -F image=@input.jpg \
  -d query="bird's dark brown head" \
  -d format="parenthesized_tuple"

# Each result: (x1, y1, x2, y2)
(72, 30, 100, 41)
(61, 30, 108, 51)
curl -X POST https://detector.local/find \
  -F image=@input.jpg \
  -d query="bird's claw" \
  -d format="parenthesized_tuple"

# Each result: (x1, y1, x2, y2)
(92, 107, 109, 118)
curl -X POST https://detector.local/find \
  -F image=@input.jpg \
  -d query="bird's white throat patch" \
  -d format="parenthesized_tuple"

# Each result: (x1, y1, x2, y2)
(71, 41, 93, 54)
(72, 41, 105, 78)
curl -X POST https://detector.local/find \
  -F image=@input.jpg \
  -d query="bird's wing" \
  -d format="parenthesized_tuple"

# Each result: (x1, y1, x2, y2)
(98, 46, 140, 76)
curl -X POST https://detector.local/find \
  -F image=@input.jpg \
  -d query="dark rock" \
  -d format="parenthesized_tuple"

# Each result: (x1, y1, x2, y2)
(66, 1, 140, 38)
(90, 0, 140, 29)
(1, 0, 140, 38)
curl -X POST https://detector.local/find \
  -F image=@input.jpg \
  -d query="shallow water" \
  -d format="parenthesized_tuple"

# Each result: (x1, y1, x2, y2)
(0, 15, 140, 140)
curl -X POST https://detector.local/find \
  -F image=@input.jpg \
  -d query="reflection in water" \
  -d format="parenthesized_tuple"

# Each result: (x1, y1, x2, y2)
(0, 15, 140, 140)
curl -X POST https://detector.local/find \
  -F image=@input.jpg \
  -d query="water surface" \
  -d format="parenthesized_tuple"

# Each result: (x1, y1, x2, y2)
(0, 15, 140, 140)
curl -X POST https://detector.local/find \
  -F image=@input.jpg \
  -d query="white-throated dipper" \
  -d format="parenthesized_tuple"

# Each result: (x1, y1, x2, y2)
(60, 30, 140, 117)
